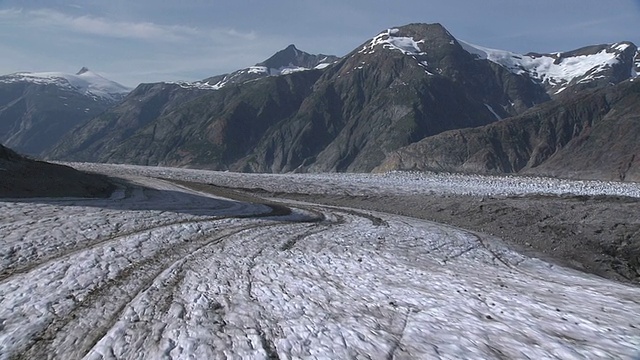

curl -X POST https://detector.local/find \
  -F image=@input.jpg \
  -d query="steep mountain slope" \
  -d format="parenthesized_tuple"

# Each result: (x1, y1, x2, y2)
(50, 23, 638, 175)
(243, 32, 637, 173)
(0, 68, 130, 156)
(49, 82, 215, 161)
(53, 70, 323, 167)
(51, 24, 550, 171)
(49, 45, 338, 164)
(0, 144, 114, 198)
(255, 24, 550, 172)
(376, 78, 640, 181)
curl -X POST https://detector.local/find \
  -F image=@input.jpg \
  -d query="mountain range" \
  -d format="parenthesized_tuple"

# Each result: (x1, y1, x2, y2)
(0, 67, 130, 156)
(1, 23, 639, 181)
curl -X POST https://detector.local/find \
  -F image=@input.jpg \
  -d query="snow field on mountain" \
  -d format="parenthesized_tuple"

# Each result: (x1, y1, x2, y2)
(1, 165, 639, 359)
(359, 28, 426, 56)
(0, 70, 130, 101)
(460, 40, 624, 87)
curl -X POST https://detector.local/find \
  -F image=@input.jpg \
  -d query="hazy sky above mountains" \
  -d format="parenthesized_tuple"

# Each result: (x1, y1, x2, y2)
(1, 0, 639, 87)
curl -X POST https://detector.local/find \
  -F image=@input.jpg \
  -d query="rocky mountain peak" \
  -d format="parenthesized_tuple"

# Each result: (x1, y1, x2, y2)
(356, 23, 455, 57)
(193, 45, 338, 90)
(346, 23, 481, 81)
(258, 44, 338, 70)
(76, 67, 90, 75)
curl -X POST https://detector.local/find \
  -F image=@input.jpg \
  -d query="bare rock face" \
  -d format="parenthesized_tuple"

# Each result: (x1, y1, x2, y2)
(376, 79, 640, 181)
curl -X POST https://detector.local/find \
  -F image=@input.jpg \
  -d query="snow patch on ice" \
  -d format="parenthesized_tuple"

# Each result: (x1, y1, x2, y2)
(3, 164, 639, 359)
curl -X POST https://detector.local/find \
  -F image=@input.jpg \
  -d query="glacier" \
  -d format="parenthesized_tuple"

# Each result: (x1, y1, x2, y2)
(0, 164, 639, 359)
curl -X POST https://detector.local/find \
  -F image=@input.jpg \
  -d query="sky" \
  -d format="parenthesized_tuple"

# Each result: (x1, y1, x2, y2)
(0, 0, 639, 87)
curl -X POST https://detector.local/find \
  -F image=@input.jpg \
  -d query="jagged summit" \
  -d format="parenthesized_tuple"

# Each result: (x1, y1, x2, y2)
(180, 45, 339, 90)
(258, 44, 299, 68)
(258, 44, 337, 71)
(76, 67, 90, 75)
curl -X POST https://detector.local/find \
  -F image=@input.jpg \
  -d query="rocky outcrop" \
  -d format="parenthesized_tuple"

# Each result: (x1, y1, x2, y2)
(0, 144, 114, 198)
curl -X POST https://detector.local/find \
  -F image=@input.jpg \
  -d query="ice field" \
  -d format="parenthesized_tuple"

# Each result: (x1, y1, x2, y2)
(1, 164, 639, 359)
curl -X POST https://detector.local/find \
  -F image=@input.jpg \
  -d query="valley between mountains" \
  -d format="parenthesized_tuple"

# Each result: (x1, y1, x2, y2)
(1, 163, 640, 359)
(2, 23, 639, 180)
(2, 21, 640, 359)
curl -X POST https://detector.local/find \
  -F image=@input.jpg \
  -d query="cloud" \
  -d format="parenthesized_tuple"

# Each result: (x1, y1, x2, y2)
(0, 6, 274, 86)
(0, 7, 254, 43)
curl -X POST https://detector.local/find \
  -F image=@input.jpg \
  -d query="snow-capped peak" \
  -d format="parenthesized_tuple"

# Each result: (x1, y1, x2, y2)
(182, 46, 339, 91)
(460, 40, 634, 93)
(0, 68, 131, 101)
(359, 28, 426, 56)
(357, 28, 432, 74)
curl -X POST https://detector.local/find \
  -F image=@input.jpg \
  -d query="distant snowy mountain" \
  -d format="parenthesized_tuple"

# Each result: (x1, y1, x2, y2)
(0, 67, 131, 102)
(173, 45, 339, 90)
(348, 26, 637, 97)
(0, 67, 131, 156)
(257, 44, 338, 73)
(459, 41, 638, 95)
(44, 23, 640, 181)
